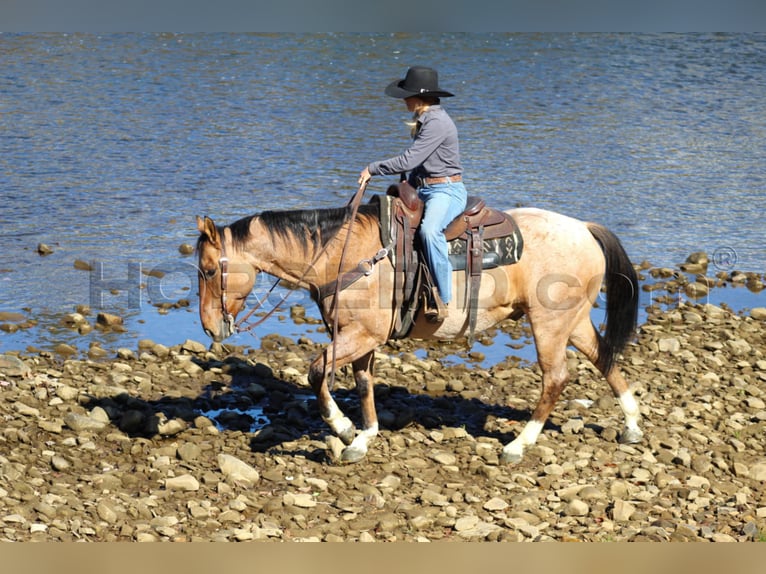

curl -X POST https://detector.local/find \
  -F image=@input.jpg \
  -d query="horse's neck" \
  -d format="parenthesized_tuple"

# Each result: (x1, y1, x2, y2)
(244, 225, 341, 287)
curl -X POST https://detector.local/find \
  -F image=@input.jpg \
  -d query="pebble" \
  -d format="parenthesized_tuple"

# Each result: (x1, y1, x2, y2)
(1, 289, 766, 542)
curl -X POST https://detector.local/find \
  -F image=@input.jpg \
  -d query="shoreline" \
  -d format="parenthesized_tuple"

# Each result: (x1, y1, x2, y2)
(1, 256, 765, 361)
(0, 261, 765, 541)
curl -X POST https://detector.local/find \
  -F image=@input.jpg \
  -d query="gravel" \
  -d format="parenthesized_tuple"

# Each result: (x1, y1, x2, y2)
(0, 269, 765, 542)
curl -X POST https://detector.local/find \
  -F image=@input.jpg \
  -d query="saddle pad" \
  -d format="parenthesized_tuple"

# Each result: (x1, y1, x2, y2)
(447, 225, 524, 271)
(371, 193, 523, 271)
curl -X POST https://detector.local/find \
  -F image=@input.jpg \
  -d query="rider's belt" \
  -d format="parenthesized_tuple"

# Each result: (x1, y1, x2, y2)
(416, 174, 462, 187)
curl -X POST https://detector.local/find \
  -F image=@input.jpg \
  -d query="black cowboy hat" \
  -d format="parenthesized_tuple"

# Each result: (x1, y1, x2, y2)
(384, 66, 454, 99)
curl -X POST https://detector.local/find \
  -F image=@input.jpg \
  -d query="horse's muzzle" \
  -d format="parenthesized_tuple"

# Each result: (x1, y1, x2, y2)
(205, 314, 236, 342)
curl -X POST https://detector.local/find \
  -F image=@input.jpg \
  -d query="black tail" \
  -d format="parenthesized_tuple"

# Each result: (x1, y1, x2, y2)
(587, 223, 639, 374)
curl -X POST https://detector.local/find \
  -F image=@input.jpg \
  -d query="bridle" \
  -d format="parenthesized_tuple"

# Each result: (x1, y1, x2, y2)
(204, 181, 385, 385)
(207, 225, 305, 337)
(216, 235, 236, 336)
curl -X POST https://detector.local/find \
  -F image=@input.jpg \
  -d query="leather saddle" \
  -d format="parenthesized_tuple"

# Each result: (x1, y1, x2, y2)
(380, 181, 523, 340)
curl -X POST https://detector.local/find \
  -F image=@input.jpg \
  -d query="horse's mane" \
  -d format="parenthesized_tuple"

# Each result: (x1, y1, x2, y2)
(231, 202, 380, 253)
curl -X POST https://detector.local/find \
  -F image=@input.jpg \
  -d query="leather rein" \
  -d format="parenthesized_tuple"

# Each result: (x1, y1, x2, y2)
(213, 182, 385, 347)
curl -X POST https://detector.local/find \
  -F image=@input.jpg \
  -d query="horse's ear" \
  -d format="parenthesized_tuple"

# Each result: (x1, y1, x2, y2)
(196, 215, 220, 248)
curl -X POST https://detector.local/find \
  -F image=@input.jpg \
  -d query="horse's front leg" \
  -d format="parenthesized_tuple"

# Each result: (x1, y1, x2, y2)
(307, 326, 380, 462)
(340, 351, 378, 464)
(308, 350, 356, 446)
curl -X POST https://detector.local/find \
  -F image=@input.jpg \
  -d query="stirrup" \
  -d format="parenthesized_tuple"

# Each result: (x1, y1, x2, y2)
(424, 287, 448, 323)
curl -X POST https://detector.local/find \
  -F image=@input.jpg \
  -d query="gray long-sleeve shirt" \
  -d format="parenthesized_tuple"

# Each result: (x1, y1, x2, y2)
(367, 105, 462, 182)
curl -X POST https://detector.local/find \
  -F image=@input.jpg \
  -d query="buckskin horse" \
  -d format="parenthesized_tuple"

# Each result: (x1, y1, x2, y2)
(195, 192, 643, 464)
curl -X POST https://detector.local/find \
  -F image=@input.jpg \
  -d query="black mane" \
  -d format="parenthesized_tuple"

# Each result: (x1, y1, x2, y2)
(233, 202, 380, 252)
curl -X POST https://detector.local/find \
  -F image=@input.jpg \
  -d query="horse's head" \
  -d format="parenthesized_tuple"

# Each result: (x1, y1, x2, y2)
(196, 215, 256, 342)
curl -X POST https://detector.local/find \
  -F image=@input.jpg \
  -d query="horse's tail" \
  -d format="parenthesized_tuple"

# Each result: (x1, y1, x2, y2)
(587, 223, 639, 374)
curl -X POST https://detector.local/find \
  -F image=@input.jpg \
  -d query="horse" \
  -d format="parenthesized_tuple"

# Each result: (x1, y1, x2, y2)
(195, 199, 643, 464)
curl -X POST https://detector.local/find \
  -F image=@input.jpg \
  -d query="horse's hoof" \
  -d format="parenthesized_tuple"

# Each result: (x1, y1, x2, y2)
(340, 446, 366, 464)
(338, 426, 356, 446)
(500, 450, 523, 465)
(619, 428, 644, 445)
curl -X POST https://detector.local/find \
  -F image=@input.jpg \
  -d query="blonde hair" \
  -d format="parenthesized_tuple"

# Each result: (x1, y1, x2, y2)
(405, 96, 439, 138)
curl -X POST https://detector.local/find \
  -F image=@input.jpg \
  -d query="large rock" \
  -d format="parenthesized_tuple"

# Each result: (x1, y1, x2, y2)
(217, 454, 260, 485)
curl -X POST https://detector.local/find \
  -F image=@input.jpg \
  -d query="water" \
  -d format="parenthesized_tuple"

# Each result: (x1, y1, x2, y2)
(2, 33, 765, 361)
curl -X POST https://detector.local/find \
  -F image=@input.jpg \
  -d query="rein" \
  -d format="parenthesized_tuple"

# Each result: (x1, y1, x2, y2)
(328, 181, 368, 390)
(214, 182, 373, 356)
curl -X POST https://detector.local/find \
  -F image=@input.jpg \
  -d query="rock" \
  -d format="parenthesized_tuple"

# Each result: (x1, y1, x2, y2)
(73, 259, 93, 271)
(685, 251, 709, 266)
(181, 339, 207, 354)
(325, 436, 345, 461)
(63, 413, 108, 432)
(165, 474, 200, 491)
(3, 292, 766, 543)
(0, 354, 31, 377)
(750, 463, 766, 481)
(50, 455, 70, 471)
(96, 312, 123, 327)
(54, 343, 78, 357)
(37, 243, 54, 255)
(217, 454, 260, 485)
(483, 497, 509, 512)
(420, 489, 449, 507)
(658, 338, 681, 353)
(15, 401, 40, 417)
(566, 499, 589, 517)
(177, 443, 202, 462)
(428, 450, 457, 466)
(454, 515, 480, 532)
(685, 282, 709, 298)
(611, 499, 635, 522)
(283, 493, 317, 508)
(97, 501, 119, 523)
(178, 243, 195, 255)
(456, 520, 503, 540)
(751, 307, 766, 321)
(306, 477, 329, 492)
(62, 313, 87, 327)
(157, 419, 186, 436)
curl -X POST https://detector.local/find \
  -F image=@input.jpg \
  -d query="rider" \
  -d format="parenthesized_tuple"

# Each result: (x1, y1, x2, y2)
(359, 66, 468, 322)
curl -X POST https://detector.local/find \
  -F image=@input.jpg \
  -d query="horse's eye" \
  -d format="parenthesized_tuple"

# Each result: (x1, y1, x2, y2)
(202, 268, 216, 280)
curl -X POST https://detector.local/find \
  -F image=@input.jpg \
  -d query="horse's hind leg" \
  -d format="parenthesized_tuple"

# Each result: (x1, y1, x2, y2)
(501, 326, 570, 464)
(568, 317, 643, 445)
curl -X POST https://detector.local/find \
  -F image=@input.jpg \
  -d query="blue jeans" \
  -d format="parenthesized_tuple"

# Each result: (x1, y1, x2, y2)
(418, 181, 468, 305)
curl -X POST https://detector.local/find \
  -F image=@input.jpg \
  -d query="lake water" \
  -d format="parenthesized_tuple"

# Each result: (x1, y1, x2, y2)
(1, 33, 765, 360)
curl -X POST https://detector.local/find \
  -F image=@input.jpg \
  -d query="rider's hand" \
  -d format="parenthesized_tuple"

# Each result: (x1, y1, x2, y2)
(358, 167, 371, 186)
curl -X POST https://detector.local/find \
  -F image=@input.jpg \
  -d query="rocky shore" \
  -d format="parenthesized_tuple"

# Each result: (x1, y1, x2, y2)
(1, 263, 766, 542)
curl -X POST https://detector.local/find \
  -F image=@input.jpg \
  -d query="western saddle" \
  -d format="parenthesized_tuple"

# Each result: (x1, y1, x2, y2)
(381, 180, 523, 340)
